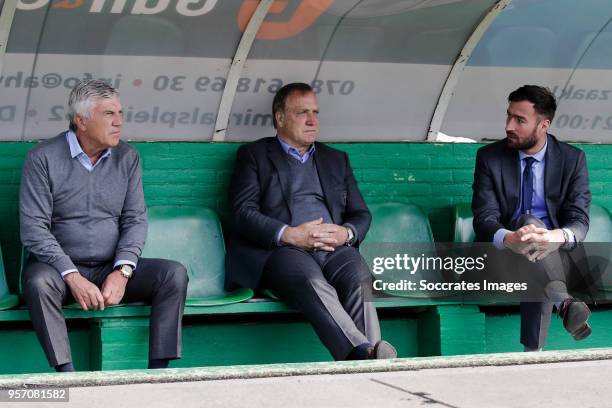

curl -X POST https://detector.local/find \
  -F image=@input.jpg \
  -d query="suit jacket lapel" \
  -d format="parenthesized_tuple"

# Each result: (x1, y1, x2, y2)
(544, 134, 561, 225)
(267, 138, 293, 211)
(502, 144, 520, 217)
(313, 144, 337, 219)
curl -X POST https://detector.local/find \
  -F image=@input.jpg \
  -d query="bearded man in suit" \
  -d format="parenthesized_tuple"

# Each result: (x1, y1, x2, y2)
(472, 85, 592, 351)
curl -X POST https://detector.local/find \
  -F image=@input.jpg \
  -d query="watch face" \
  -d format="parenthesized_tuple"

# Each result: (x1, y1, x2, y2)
(120, 265, 133, 277)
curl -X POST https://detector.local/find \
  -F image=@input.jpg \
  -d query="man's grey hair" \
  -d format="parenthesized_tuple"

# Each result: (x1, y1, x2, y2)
(68, 79, 119, 131)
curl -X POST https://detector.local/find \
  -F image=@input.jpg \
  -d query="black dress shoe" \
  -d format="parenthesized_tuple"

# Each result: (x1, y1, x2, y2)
(558, 298, 592, 340)
(372, 340, 397, 359)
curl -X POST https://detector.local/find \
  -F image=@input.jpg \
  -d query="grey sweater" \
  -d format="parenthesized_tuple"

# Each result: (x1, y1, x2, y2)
(20, 133, 147, 274)
(287, 155, 333, 227)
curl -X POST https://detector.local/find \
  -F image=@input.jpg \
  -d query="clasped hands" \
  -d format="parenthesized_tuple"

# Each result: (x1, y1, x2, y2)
(64, 269, 128, 311)
(281, 218, 349, 252)
(503, 224, 564, 262)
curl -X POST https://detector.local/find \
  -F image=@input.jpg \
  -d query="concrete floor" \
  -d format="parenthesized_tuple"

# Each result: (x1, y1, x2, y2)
(6, 359, 610, 408)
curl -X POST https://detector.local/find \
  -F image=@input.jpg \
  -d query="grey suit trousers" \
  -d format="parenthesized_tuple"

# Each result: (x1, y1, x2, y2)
(261, 245, 380, 360)
(511, 215, 585, 349)
(22, 257, 188, 367)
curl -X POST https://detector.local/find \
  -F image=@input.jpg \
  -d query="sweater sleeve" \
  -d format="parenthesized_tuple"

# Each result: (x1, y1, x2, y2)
(20, 151, 77, 274)
(114, 150, 147, 267)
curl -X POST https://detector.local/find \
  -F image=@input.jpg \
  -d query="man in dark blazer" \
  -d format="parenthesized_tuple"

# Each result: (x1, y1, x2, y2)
(472, 85, 592, 351)
(226, 83, 396, 360)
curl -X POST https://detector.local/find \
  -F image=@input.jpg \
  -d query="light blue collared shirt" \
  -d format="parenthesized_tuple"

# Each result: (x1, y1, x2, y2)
(277, 135, 315, 164)
(61, 131, 135, 278)
(493, 139, 574, 249)
(66, 131, 111, 172)
(516, 140, 550, 227)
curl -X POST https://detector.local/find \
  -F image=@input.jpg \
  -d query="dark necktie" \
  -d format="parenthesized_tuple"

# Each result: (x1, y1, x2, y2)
(521, 157, 536, 214)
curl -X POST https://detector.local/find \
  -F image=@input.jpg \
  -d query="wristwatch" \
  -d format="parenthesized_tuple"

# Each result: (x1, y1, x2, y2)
(345, 227, 356, 246)
(561, 228, 570, 244)
(561, 228, 575, 250)
(118, 264, 134, 279)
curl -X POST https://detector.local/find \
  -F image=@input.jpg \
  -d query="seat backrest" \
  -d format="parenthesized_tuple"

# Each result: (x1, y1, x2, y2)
(141, 206, 226, 298)
(365, 203, 434, 243)
(584, 204, 612, 242)
(362, 204, 437, 297)
(453, 203, 475, 243)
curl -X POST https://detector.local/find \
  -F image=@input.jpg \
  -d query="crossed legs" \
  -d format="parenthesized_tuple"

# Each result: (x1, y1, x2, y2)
(511, 215, 591, 349)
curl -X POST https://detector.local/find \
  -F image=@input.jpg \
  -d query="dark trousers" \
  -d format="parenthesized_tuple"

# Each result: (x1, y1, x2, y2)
(22, 257, 188, 367)
(511, 215, 580, 349)
(261, 246, 380, 360)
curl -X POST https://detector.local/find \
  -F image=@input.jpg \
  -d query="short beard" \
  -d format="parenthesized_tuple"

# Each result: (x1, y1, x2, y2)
(507, 131, 538, 151)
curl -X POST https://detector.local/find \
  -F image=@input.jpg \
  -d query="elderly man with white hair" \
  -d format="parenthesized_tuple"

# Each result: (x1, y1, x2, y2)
(20, 79, 188, 372)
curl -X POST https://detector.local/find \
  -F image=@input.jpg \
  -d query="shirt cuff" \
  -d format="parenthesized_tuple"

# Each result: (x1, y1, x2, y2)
(276, 225, 288, 246)
(61, 269, 78, 279)
(51, 255, 77, 276)
(562, 228, 577, 250)
(114, 251, 139, 268)
(114, 260, 137, 270)
(493, 228, 512, 250)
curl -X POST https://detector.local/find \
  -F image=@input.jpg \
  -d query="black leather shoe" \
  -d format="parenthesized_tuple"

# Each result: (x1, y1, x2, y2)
(372, 340, 397, 359)
(558, 298, 592, 340)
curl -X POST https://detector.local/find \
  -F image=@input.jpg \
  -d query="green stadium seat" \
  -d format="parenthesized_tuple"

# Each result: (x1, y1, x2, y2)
(141, 206, 253, 306)
(366, 203, 434, 243)
(453, 203, 475, 243)
(452, 204, 501, 304)
(363, 203, 437, 299)
(583, 205, 612, 294)
(0, 246, 18, 310)
(584, 205, 612, 242)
